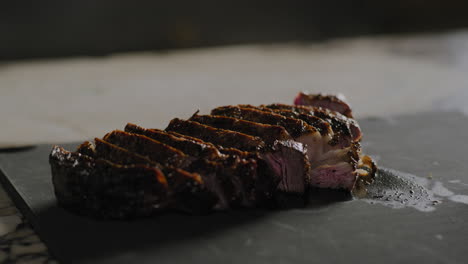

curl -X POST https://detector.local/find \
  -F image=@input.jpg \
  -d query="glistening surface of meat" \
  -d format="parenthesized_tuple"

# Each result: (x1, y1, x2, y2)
(49, 92, 377, 219)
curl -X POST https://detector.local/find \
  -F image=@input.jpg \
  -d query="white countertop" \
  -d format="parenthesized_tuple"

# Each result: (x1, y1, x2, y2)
(1, 30, 468, 263)
(2, 30, 468, 148)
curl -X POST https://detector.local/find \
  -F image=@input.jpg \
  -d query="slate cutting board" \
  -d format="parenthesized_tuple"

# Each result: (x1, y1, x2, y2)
(1, 112, 467, 264)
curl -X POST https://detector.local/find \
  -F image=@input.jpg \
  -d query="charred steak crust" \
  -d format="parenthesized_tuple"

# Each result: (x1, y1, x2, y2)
(166, 118, 265, 152)
(211, 106, 318, 139)
(125, 123, 222, 160)
(101, 129, 245, 210)
(50, 93, 377, 218)
(76, 141, 96, 157)
(61, 141, 218, 216)
(189, 114, 293, 145)
(103, 130, 191, 168)
(135, 126, 263, 207)
(50, 146, 169, 218)
(264, 103, 361, 142)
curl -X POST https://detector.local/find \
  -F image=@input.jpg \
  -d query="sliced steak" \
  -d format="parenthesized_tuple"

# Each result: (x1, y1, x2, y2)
(49, 92, 377, 217)
(294, 92, 353, 118)
(211, 106, 318, 139)
(211, 106, 324, 166)
(102, 130, 192, 168)
(189, 114, 311, 195)
(264, 103, 361, 143)
(93, 138, 220, 212)
(166, 118, 290, 200)
(166, 118, 265, 152)
(189, 114, 292, 144)
(142, 126, 262, 207)
(212, 105, 360, 191)
(126, 122, 260, 207)
(265, 104, 371, 190)
(125, 123, 222, 160)
(96, 134, 234, 210)
(50, 146, 169, 219)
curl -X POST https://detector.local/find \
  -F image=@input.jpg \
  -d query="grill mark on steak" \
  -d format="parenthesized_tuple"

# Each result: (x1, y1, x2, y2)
(237, 104, 332, 137)
(94, 138, 154, 165)
(189, 114, 293, 145)
(211, 106, 317, 139)
(294, 92, 353, 118)
(264, 103, 361, 143)
(253, 105, 350, 149)
(125, 123, 222, 160)
(164, 131, 255, 160)
(166, 118, 265, 152)
(102, 130, 192, 168)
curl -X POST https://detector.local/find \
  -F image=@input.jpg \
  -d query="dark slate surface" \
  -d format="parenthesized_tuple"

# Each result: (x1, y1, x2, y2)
(1, 112, 468, 264)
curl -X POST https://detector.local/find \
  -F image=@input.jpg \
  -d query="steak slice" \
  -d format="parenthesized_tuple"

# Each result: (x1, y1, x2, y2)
(166, 118, 288, 201)
(96, 137, 232, 211)
(189, 114, 292, 144)
(309, 142, 360, 190)
(189, 114, 311, 195)
(50, 146, 169, 219)
(102, 130, 192, 168)
(93, 138, 219, 212)
(212, 105, 360, 191)
(211, 106, 318, 139)
(294, 92, 353, 118)
(164, 131, 254, 160)
(125, 123, 222, 160)
(166, 118, 265, 152)
(264, 103, 361, 143)
(263, 104, 373, 190)
(211, 106, 325, 166)
(125, 123, 261, 208)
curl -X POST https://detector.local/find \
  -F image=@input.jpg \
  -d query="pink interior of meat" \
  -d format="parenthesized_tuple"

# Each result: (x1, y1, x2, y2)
(310, 162, 356, 190)
(293, 93, 305, 106)
(260, 142, 307, 194)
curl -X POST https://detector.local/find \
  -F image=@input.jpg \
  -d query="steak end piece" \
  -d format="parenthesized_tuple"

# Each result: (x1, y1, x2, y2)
(49, 146, 170, 219)
(294, 92, 353, 118)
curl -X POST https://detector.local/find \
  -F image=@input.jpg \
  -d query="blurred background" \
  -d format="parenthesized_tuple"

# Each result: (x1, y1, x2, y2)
(2, 0, 468, 147)
(3, 0, 468, 59)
